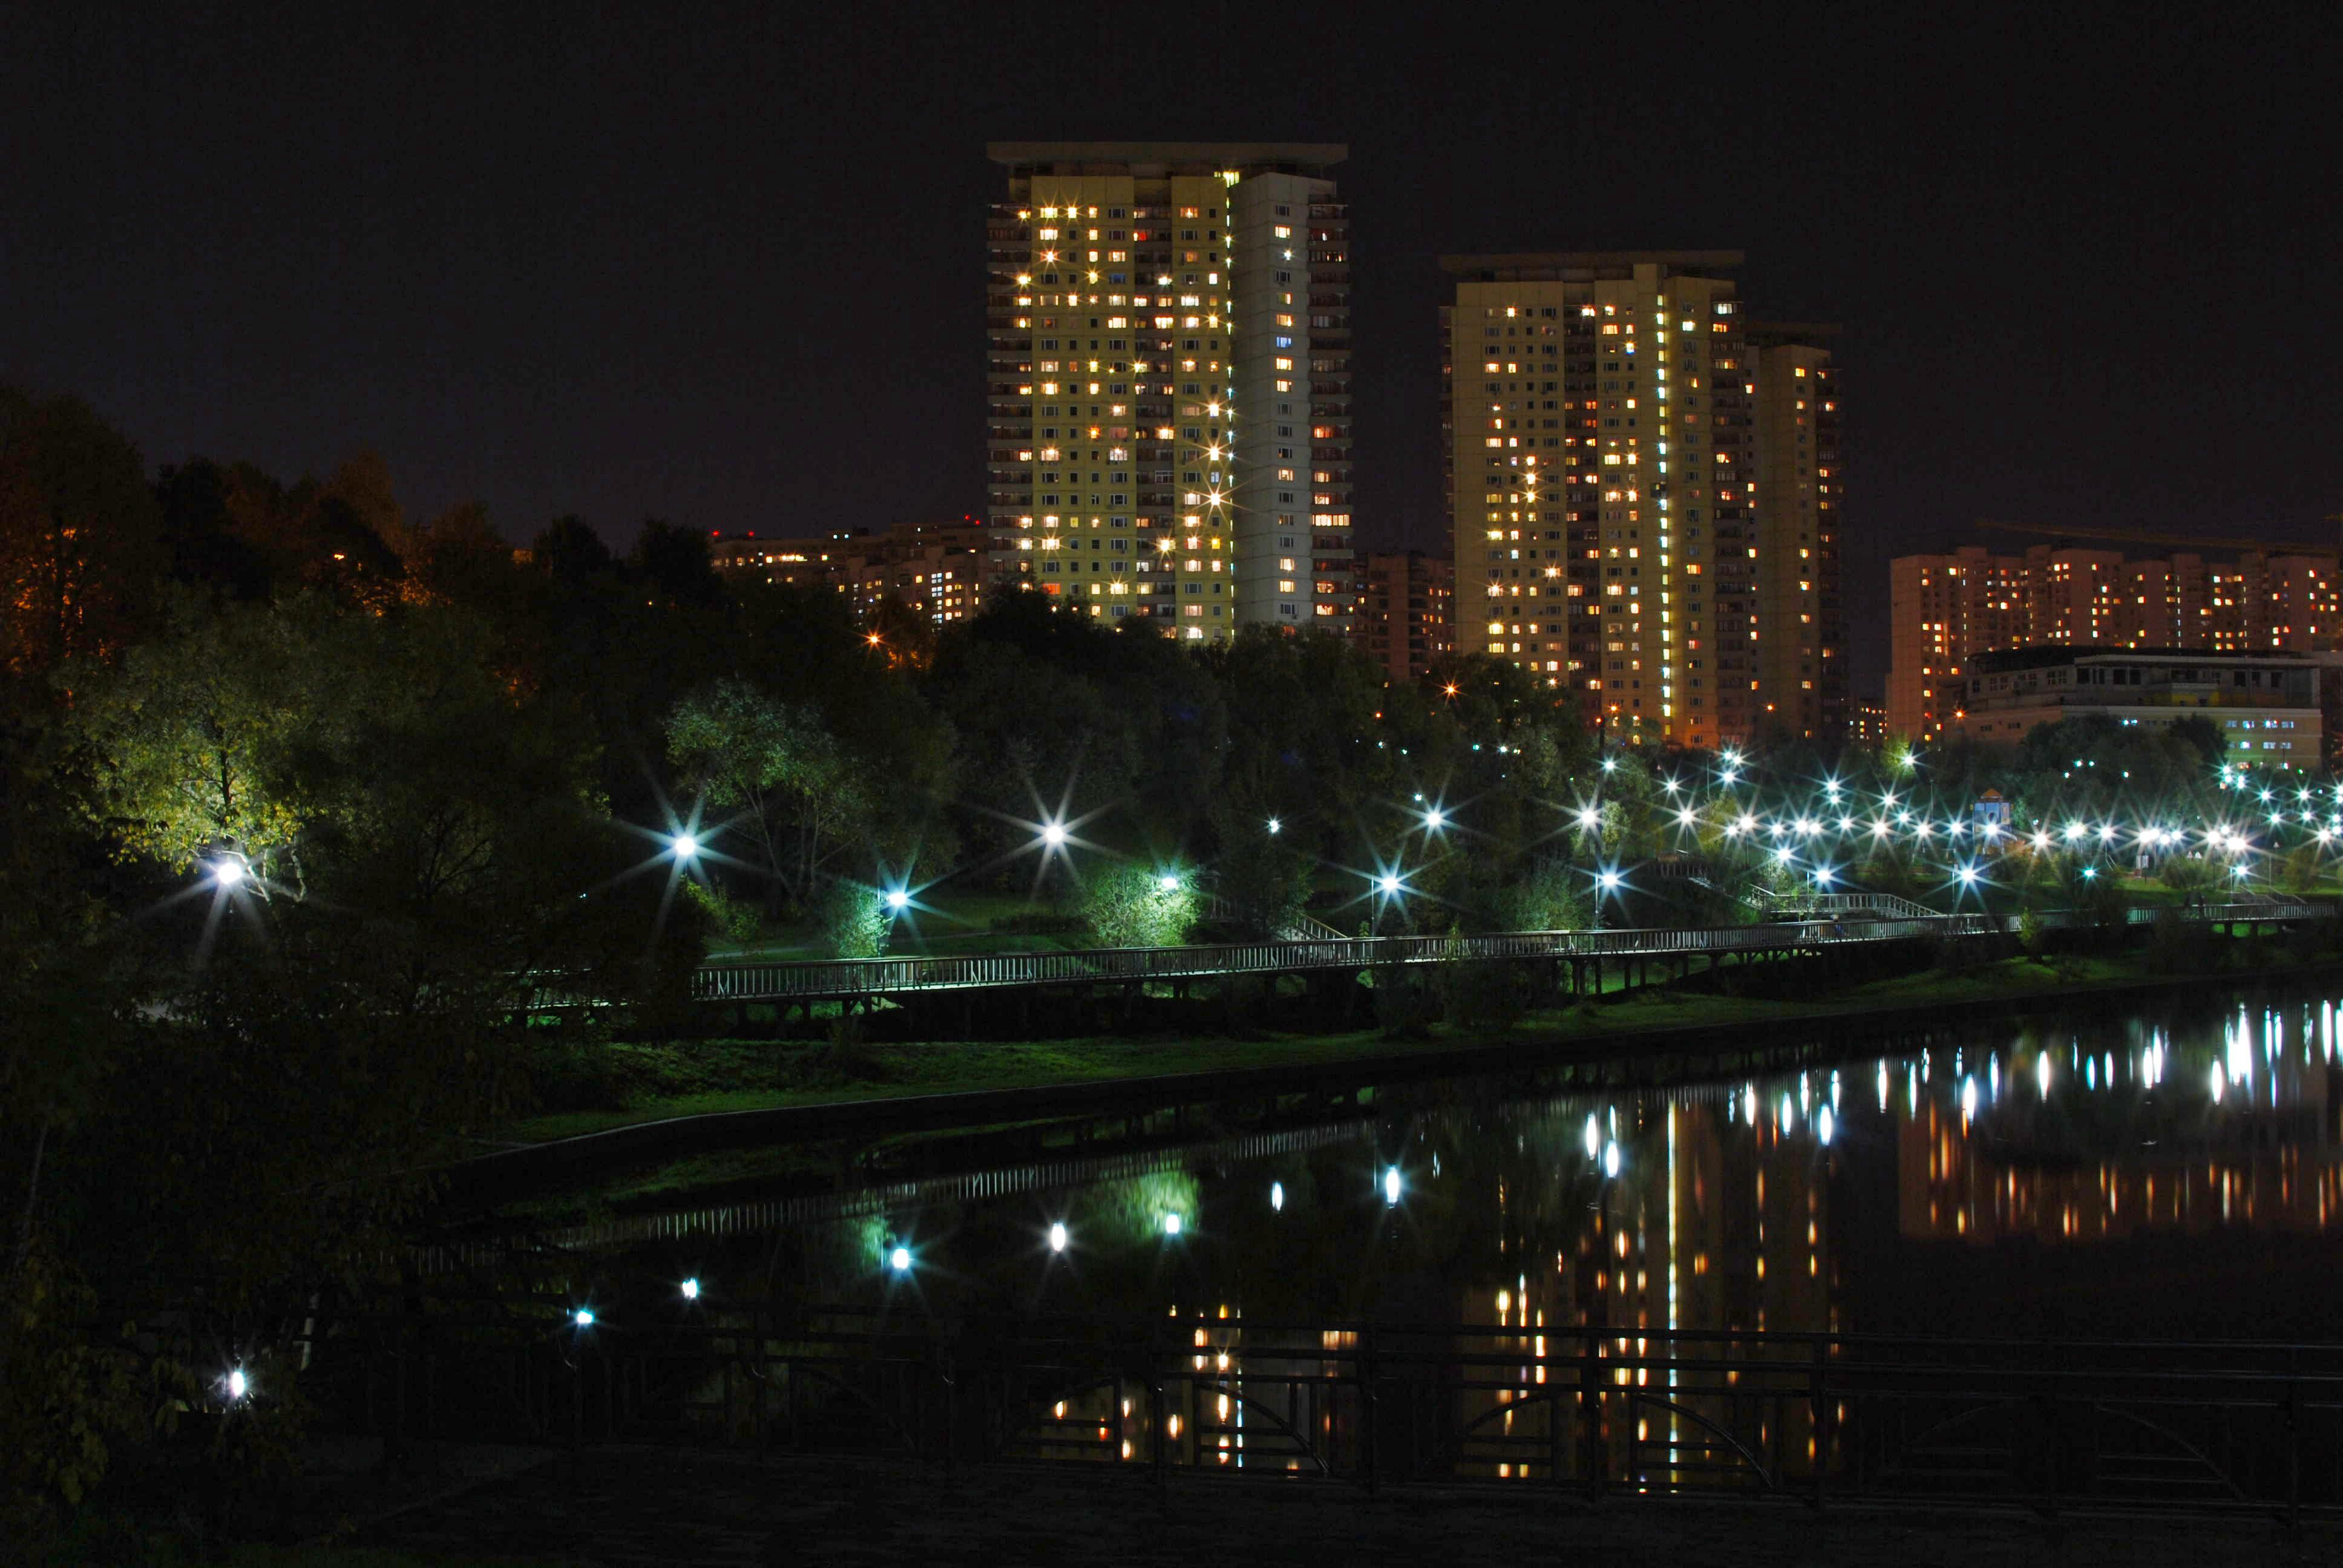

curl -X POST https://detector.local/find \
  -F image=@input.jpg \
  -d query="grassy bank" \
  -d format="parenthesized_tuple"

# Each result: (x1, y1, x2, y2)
(506, 943, 2315, 1146)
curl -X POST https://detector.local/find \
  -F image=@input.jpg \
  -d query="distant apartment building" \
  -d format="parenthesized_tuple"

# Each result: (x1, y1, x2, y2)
(1357, 550, 1452, 686)
(1888, 543, 2343, 738)
(708, 517, 1009, 628)
(1441, 253, 1843, 750)
(708, 531, 862, 589)
(1950, 647, 2322, 771)
(1848, 702, 1887, 746)
(986, 143, 1354, 640)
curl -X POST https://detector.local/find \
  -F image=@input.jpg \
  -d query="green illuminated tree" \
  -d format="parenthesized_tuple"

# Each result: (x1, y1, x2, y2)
(665, 678, 871, 915)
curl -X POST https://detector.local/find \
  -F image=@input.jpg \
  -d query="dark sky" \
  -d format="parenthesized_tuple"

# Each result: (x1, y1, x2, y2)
(6, 3, 2339, 696)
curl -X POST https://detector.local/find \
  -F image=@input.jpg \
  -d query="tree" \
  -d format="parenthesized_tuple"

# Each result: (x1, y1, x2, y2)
(1210, 809, 1312, 938)
(666, 679, 870, 914)
(1076, 862, 1198, 948)
(0, 389, 166, 678)
(61, 592, 326, 884)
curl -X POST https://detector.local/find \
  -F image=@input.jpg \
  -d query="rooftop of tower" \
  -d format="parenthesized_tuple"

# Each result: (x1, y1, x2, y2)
(987, 142, 1348, 174)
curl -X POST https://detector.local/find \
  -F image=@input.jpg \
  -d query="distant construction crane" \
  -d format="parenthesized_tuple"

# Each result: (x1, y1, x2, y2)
(1977, 516, 2343, 557)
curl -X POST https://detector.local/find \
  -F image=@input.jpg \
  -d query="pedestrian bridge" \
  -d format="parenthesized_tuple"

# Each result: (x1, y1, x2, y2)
(681, 899, 2324, 1007)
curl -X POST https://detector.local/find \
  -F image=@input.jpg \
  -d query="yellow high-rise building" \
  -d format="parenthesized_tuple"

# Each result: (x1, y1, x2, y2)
(1443, 256, 1850, 750)
(987, 144, 1351, 641)
(1443, 253, 1767, 750)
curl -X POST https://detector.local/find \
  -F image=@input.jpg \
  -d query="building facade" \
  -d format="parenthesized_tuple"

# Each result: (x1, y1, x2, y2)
(709, 517, 1008, 629)
(1949, 647, 2322, 771)
(1887, 544, 2343, 739)
(1358, 550, 1453, 687)
(986, 143, 1352, 641)
(1441, 253, 1841, 751)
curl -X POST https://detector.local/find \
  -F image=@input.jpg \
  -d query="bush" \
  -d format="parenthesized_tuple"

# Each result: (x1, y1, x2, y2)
(2160, 854, 2218, 897)
(2016, 905, 2048, 959)
(1487, 858, 1589, 932)
(1439, 956, 1536, 1033)
(2283, 841, 2324, 894)
(815, 881, 889, 958)
(1076, 863, 1198, 948)
(683, 879, 764, 946)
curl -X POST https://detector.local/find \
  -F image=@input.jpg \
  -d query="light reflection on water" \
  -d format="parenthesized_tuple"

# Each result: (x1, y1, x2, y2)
(657, 990, 2343, 1344)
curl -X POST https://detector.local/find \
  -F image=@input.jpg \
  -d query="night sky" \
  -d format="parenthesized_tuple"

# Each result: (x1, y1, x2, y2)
(6, 4, 2338, 696)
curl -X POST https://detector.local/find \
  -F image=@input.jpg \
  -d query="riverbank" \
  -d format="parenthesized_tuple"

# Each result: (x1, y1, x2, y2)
(508, 945, 2330, 1145)
(452, 942, 2343, 1212)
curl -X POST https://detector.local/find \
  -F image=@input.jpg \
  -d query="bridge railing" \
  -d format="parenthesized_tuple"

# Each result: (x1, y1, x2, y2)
(675, 902, 2328, 1005)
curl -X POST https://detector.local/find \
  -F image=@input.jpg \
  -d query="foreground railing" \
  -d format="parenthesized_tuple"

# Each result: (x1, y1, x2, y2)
(672, 902, 2328, 1005)
(292, 1299, 2343, 1518)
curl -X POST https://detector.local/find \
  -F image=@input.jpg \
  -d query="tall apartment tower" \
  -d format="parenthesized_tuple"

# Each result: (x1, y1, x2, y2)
(986, 144, 1352, 641)
(1749, 325, 1845, 742)
(1443, 253, 1760, 750)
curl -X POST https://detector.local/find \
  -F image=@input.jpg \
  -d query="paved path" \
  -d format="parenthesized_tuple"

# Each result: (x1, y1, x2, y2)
(364, 1447, 2338, 1566)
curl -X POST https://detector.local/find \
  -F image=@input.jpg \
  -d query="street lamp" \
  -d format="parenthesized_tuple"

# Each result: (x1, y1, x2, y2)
(670, 832, 700, 862)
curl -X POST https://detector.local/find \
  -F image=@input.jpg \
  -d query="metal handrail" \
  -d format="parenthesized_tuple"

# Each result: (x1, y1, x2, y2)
(670, 902, 2329, 1005)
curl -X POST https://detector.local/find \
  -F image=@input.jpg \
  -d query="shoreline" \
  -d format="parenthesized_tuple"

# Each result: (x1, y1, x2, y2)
(448, 953, 2343, 1203)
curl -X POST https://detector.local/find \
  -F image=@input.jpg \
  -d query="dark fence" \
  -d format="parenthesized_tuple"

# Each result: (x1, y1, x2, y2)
(672, 903, 2330, 1006)
(292, 1295, 2343, 1520)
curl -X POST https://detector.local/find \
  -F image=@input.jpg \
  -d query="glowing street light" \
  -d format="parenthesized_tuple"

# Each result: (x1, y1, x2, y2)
(1041, 821, 1067, 848)
(889, 1246, 913, 1273)
(1376, 872, 1402, 896)
(885, 889, 911, 911)
(211, 858, 245, 889)
(1383, 1166, 1403, 1205)
(1048, 1221, 1069, 1253)
(1270, 1181, 1285, 1212)
(1423, 807, 1446, 832)
(680, 1277, 701, 1301)
(670, 832, 700, 862)
(1602, 1141, 1622, 1178)
(1265, 817, 1282, 835)
(225, 1367, 249, 1403)
(1598, 869, 1623, 894)
(572, 1307, 595, 1328)
(1162, 1213, 1184, 1237)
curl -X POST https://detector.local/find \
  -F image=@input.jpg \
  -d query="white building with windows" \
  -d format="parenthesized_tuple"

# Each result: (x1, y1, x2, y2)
(1948, 647, 2321, 769)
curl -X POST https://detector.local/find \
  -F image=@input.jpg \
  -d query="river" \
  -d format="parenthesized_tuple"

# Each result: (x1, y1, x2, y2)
(532, 979, 2343, 1350)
